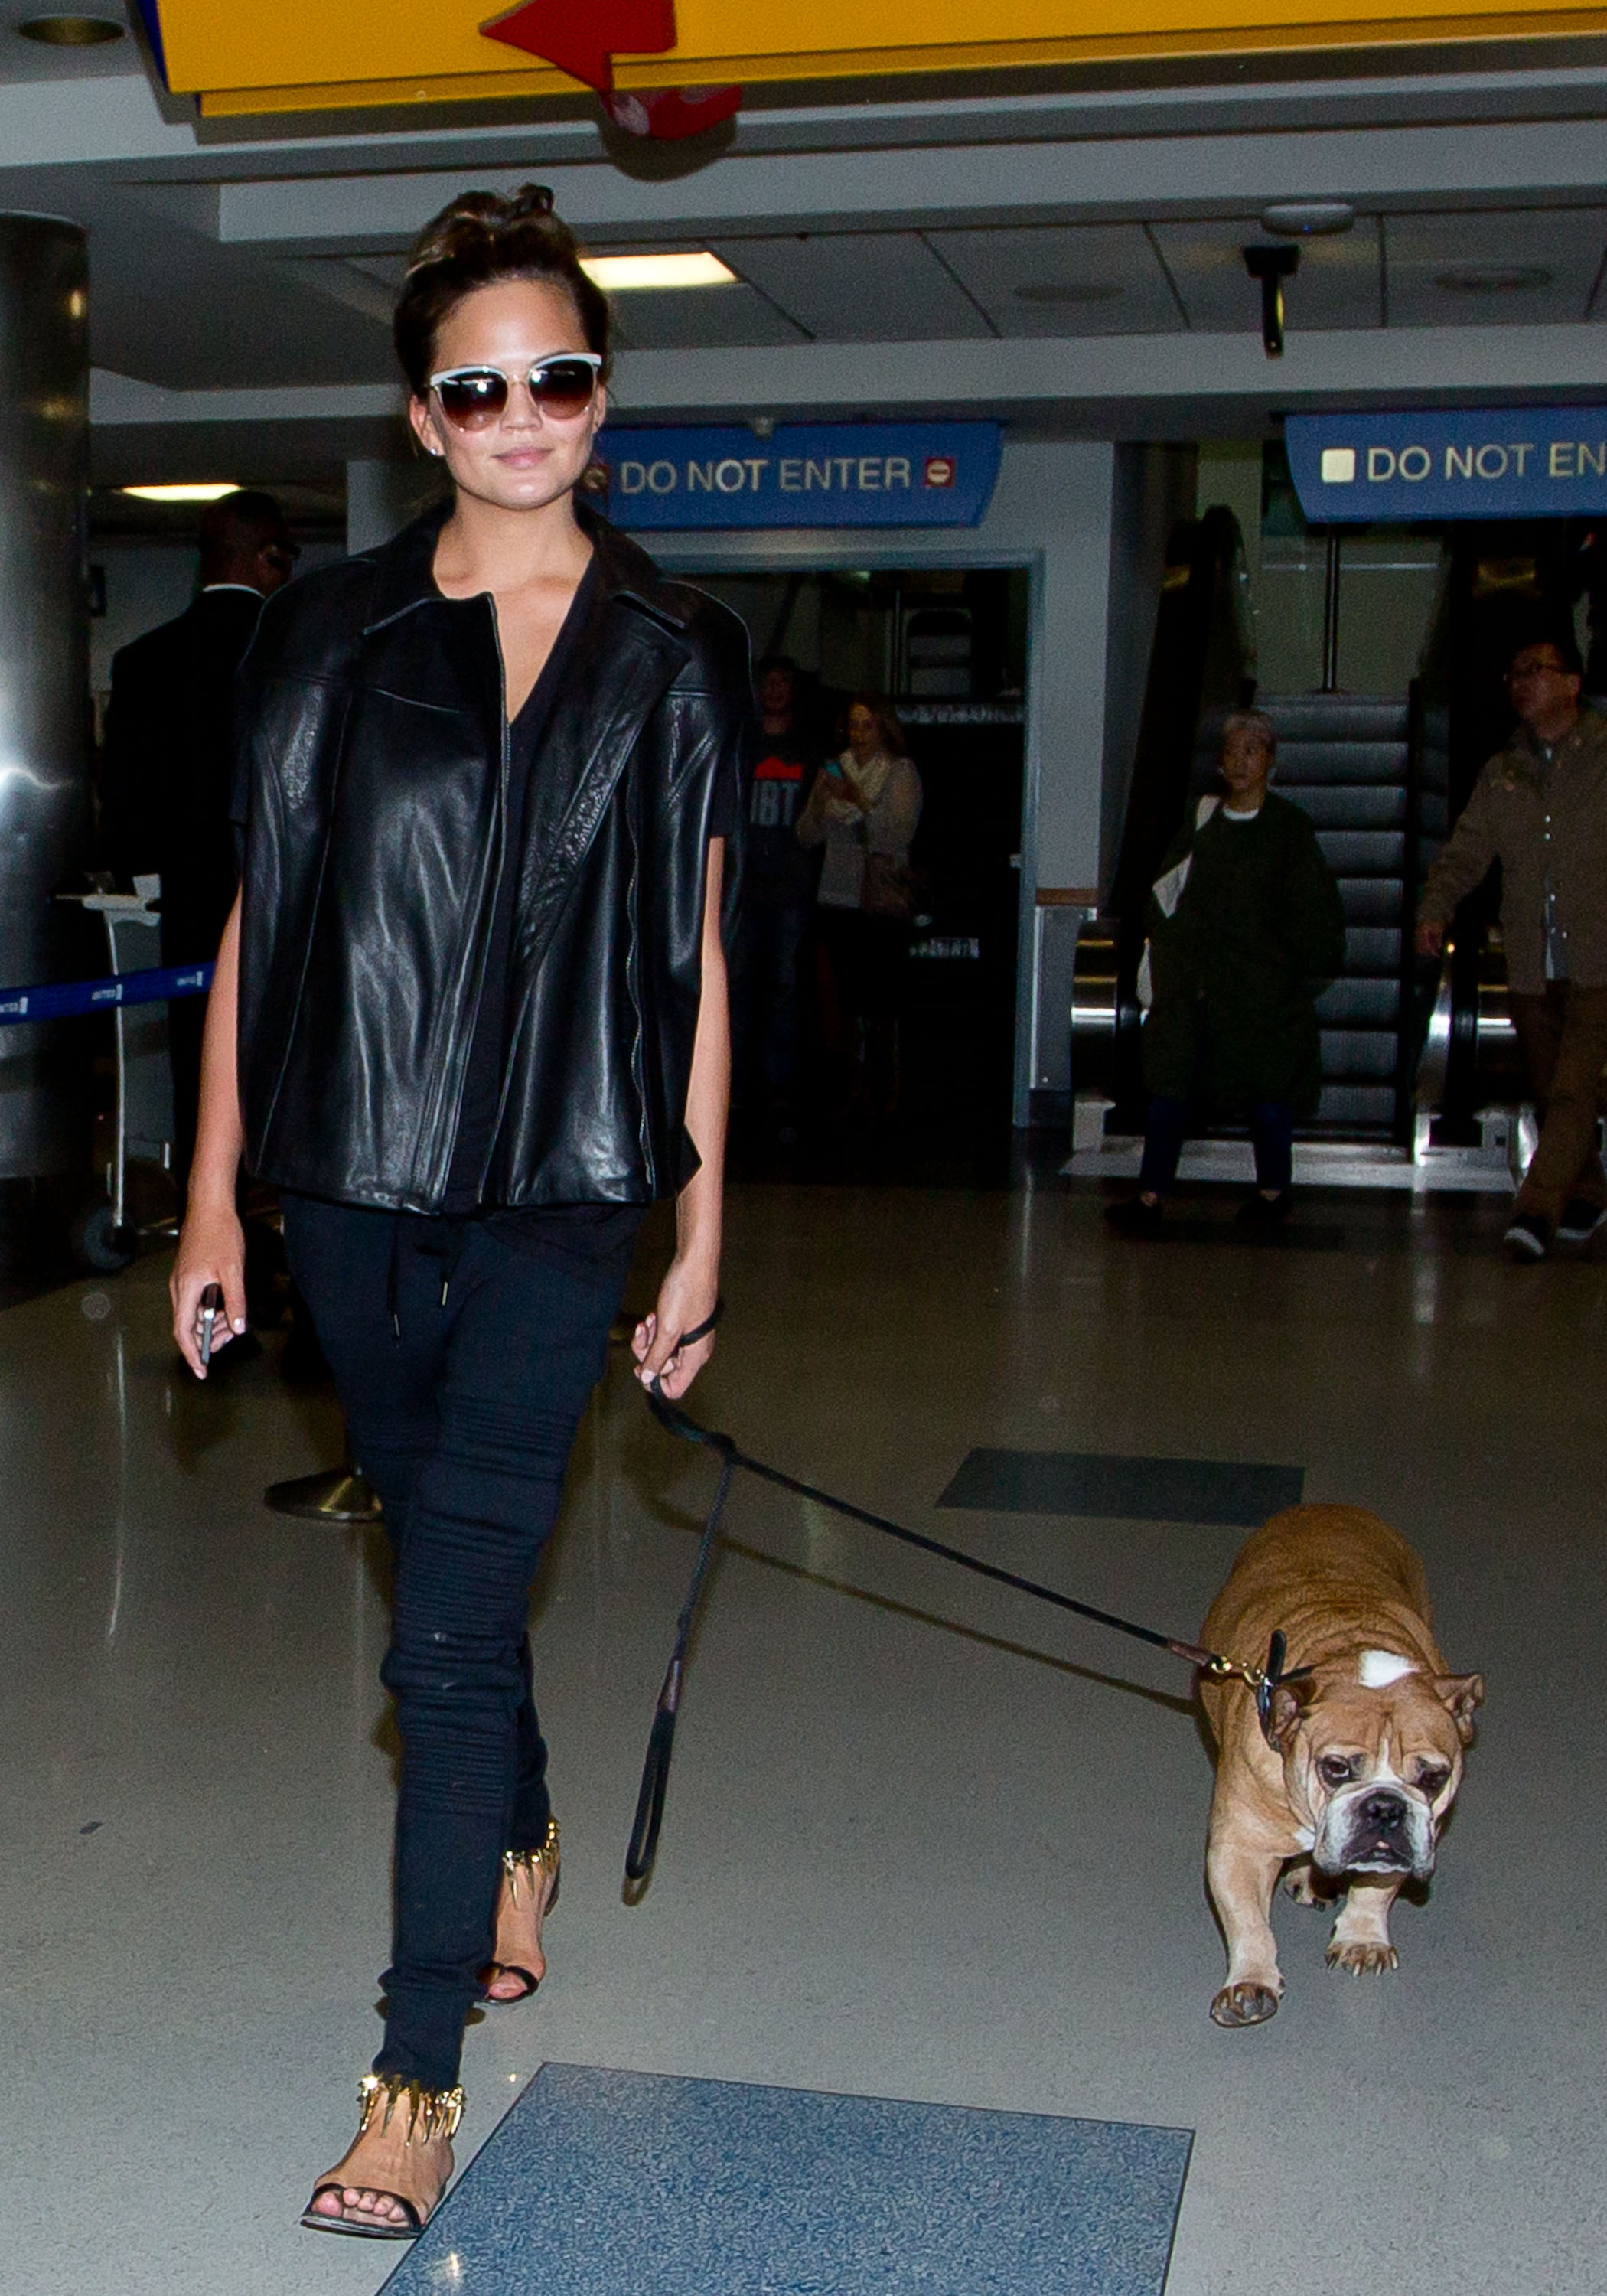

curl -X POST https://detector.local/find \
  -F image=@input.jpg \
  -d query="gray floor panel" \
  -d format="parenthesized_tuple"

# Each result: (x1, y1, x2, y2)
(380, 2063, 1191, 2295)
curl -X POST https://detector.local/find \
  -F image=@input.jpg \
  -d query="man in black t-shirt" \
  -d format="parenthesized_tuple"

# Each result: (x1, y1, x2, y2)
(732, 656, 820, 1126)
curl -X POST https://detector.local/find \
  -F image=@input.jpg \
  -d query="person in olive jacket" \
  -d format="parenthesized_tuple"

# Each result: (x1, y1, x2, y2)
(1416, 631, 1607, 1261)
(1107, 709, 1345, 1235)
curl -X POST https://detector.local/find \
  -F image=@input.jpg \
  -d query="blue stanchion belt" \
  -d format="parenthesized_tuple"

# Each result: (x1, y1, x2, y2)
(0, 961, 214, 1027)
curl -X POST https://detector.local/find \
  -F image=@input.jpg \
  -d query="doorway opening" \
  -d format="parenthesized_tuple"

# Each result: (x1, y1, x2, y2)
(689, 565, 1031, 1185)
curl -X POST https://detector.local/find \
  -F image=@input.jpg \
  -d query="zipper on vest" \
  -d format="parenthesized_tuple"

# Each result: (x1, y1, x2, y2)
(468, 609, 513, 1209)
(429, 598, 509, 1216)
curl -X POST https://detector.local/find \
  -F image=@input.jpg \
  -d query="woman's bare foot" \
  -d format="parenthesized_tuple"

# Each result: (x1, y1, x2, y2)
(302, 2077, 460, 2236)
(481, 1821, 559, 2005)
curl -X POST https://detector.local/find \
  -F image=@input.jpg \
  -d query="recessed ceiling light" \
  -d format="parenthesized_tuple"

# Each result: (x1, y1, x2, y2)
(120, 484, 241, 503)
(1013, 281, 1123, 305)
(1261, 201, 1356, 237)
(17, 14, 125, 42)
(1435, 264, 1552, 294)
(580, 252, 736, 291)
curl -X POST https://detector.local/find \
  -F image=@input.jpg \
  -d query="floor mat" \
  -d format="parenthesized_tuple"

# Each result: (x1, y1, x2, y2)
(380, 2062, 1192, 2296)
(938, 1447, 1305, 1525)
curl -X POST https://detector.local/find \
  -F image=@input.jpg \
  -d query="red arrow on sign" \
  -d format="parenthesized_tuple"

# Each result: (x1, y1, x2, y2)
(481, 0, 676, 94)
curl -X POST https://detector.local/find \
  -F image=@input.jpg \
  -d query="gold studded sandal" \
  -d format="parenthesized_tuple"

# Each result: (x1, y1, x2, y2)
(301, 2073, 463, 2240)
(480, 1815, 560, 2006)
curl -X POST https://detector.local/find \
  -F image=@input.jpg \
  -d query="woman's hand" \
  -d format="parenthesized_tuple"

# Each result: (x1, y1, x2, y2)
(632, 1258, 719, 1400)
(170, 1197, 248, 1378)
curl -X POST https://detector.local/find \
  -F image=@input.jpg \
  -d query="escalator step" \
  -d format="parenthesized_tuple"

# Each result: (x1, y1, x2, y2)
(1272, 742, 1410, 784)
(1253, 697, 1410, 740)
(1318, 830, 1405, 872)
(1317, 1083, 1398, 1125)
(1345, 926, 1401, 969)
(1338, 879, 1403, 922)
(1283, 786, 1408, 830)
(1319, 1029, 1400, 1078)
(1316, 980, 1400, 1023)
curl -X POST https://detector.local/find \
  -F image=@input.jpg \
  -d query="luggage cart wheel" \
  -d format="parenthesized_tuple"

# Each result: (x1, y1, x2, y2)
(70, 1198, 138, 1274)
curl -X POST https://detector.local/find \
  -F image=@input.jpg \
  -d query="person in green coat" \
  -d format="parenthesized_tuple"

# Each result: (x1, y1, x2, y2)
(1107, 710, 1345, 1235)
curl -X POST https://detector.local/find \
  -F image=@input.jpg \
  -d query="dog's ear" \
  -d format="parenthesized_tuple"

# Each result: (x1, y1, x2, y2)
(1433, 1673, 1485, 1746)
(1265, 1675, 1314, 1751)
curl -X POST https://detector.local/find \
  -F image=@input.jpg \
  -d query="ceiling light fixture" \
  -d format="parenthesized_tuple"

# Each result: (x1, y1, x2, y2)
(17, 14, 125, 41)
(1435, 265, 1552, 294)
(1014, 281, 1123, 305)
(120, 483, 241, 503)
(580, 252, 736, 292)
(1261, 201, 1356, 237)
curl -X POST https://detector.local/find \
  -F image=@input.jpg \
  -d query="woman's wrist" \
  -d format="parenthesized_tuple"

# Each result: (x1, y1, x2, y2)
(671, 1237, 721, 1288)
(185, 1167, 240, 1221)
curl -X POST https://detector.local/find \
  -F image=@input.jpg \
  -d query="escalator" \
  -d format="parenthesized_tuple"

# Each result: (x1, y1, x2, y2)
(1071, 506, 1252, 1130)
(1071, 515, 1545, 1175)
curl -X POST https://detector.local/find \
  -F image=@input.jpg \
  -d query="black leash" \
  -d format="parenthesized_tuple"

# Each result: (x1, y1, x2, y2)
(625, 1322, 1305, 1891)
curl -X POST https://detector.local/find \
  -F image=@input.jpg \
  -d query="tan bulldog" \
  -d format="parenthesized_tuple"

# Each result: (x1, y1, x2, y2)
(1198, 1504, 1483, 2028)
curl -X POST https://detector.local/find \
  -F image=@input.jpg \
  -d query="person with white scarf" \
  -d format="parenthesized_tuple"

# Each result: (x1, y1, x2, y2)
(797, 693, 923, 1120)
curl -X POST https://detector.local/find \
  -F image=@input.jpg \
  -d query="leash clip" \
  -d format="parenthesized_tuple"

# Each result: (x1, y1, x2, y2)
(1253, 1629, 1314, 1743)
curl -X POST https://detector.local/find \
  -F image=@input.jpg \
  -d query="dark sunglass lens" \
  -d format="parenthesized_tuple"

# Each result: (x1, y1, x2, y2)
(436, 371, 508, 429)
(530, 359, 598, 416)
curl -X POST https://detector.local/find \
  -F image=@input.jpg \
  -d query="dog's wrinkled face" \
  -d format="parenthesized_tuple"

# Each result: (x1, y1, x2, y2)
(1266, 1651, 1484, 1880)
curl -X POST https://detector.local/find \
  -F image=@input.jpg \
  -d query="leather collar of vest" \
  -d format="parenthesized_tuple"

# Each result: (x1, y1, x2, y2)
(358, 495, 694, 638)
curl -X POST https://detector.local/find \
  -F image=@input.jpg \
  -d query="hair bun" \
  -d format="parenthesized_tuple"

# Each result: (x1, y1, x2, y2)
(404, 184, 558, 277)
(393, 183, 611, 393)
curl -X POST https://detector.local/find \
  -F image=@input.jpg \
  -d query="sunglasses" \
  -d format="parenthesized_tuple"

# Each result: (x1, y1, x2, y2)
(428, 354, 604, 432)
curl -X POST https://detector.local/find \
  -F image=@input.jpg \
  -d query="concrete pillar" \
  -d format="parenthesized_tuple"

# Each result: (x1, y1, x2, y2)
(0, 215, 91, 1181)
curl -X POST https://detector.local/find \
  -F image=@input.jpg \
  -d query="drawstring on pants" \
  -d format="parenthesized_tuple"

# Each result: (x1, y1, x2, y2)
(388, 1214, 472, 1341)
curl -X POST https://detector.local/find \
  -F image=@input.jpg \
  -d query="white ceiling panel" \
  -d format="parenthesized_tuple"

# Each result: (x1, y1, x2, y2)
(713, 233, 991, 343)
(1150, 217, 1383, 332)
(927, 224, 1182, 338)
(600, 285, 804, 353)
(1384, 207, 1607, 327)
(344, 250, 807, 354)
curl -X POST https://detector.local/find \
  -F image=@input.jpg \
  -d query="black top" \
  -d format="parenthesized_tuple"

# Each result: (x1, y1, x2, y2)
(442, 554, 735, 1243)
(743, 730, 822, 908)
(444, 559, 599, 1212)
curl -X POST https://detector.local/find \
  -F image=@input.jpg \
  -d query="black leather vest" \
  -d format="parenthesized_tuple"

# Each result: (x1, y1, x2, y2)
(234, 504, 749, 1212)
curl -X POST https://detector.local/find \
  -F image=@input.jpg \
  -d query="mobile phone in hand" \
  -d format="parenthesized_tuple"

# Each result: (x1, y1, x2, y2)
(199, 1282, 223, 1369)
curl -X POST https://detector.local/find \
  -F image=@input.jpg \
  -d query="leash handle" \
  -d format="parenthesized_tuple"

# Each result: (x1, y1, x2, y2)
(622, 1446, 735, 1894)
(624, 1661, 683, 1887)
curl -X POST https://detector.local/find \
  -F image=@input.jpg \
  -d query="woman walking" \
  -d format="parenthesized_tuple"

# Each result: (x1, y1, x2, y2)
(170, 185, 748, 2236)
(797, 694, 922, 1120)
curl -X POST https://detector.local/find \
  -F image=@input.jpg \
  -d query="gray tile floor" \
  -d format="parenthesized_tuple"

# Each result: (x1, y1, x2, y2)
(0, 1180, 1599, 2296)
(382, 2063, 1191, 2294)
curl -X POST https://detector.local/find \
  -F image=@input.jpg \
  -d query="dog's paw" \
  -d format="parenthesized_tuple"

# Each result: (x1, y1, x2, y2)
(1326, 1941, 1399, 1976)
(1284, 1867, 1336, 1908)
(1211, 1982, 1279, 2027)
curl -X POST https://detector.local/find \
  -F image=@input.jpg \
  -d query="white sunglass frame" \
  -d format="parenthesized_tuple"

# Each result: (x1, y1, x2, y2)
(427, 353, 605, 419)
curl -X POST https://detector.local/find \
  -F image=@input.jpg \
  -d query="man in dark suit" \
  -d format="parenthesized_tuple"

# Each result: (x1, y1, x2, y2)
(103, 489, 297, 1185)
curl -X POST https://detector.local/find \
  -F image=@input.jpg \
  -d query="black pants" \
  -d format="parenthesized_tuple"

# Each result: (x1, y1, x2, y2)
(1137, 1094, 1295, 1199)
(282, 1195, 637, 2092)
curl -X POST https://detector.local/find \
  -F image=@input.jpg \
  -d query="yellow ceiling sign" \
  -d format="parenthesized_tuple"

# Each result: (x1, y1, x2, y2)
(142, 0, 1607, 115)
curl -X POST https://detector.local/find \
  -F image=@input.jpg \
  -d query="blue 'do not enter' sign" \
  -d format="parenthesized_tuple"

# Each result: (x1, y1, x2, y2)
(1287, 409, 1607, 521)
(592, 422, 1002, 529)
